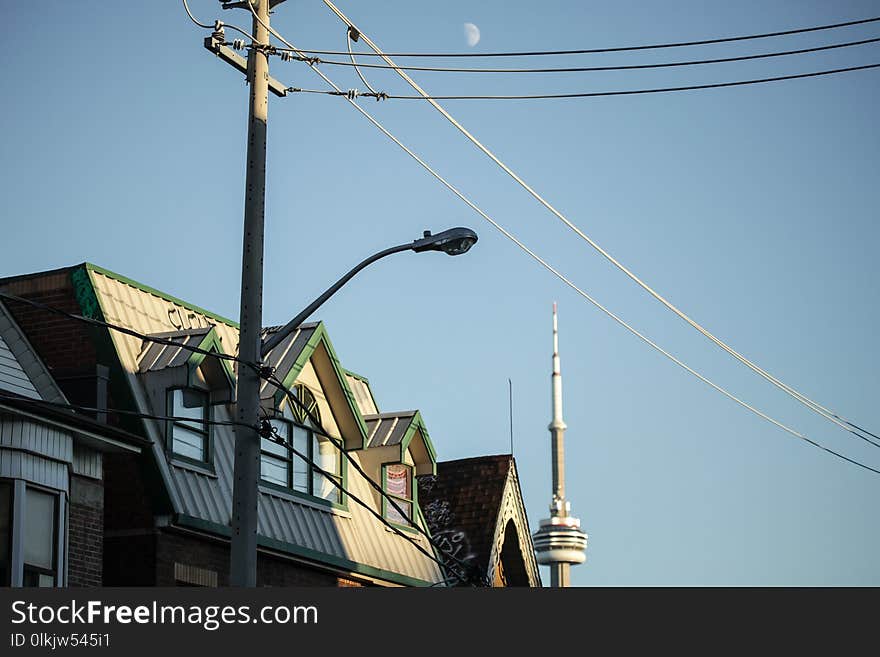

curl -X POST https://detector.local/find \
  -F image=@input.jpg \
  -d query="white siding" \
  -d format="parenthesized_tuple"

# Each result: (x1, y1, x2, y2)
(0, 333, 39, 399)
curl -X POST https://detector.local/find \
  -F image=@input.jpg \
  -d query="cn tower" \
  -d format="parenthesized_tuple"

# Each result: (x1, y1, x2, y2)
(532, 303, 588, 587)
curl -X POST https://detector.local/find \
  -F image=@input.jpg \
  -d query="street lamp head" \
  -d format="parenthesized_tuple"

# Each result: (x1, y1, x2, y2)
(411, 227, 479, 256)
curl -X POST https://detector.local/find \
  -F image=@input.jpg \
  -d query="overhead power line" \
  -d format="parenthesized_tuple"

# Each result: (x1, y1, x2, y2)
(0, 391, 252, 430)
(246, 4, 880, 476)
(289, 63, 880, 101)
(319, 0, 880, 447)
(293, 15, 880, 58)
(0, 387, 470, 585)
(285, 36, 880, 73)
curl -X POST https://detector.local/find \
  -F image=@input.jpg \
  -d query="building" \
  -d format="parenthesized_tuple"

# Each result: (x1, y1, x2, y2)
(419, 455, 541, 586)
(0, 300, 146, 586)
(1, 263, 539, 587)
(532, 303, 587, 587)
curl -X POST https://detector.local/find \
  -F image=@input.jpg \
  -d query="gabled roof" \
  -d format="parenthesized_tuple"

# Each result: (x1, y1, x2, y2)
(261, 321, 368, 450)
(418, 454, 541, 586)
(258, 323, 319, 399)
(137, 327, 235, 393)
(364, 410, 437, 475)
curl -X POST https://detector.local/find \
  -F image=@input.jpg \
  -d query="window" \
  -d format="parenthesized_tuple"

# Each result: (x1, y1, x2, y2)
(260, 385, 342, 504)
(0, 481, 10, 586)
(22, 487, 57, 587)
(168, 388, 210, 463)
(383, 463, 414, 526)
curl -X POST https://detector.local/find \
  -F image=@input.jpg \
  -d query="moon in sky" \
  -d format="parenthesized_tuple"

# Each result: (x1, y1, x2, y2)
(463, 22, 481, 47)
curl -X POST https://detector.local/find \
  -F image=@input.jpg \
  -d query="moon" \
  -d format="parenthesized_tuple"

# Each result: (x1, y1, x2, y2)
(463, 22, 480, 47)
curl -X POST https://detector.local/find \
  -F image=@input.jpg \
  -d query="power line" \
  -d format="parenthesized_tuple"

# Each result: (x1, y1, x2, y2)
(294, 14, 880, 58)
(289, 62, 880, 100)
(0, 290, 260, 375)
(284, 36, 880, 73)
(255, 13, 880, 476)
(181, 0, 258, 41)
(0, 386, 470, 585)
(0, 390, 252, 430)
(319, 0, 880, 447)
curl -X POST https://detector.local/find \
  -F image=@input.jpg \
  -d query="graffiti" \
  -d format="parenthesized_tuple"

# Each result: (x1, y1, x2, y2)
(433, 530, 470, 561)
(423, 499, 453, 531)
(168, 307, 211, 331)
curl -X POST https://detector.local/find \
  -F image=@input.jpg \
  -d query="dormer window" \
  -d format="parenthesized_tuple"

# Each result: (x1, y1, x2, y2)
(167, 388, 210, 463)
(261, 384, 342, 505)
(383, 463, 414, 526)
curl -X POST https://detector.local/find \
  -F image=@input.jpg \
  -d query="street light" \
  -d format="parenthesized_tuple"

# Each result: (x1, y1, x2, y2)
(260, 227, 478, 357)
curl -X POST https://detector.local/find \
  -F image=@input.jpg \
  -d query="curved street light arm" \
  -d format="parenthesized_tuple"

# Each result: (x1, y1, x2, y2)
(260, 241, 412, 358)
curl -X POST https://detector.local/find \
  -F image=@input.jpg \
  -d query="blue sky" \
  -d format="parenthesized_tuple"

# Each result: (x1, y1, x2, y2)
(2, 1, 878, 585)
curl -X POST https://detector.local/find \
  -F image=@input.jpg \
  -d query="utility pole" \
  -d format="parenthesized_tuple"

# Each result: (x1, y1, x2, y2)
(229, 0, 272, 587)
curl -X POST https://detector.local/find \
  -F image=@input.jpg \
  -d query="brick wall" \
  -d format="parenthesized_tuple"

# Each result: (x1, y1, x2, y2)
(67, 475, 104, 587)
(154, 529, 364, 587)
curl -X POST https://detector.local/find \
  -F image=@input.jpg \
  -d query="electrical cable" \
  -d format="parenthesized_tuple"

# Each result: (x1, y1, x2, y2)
(346, 27, 379, 95)
(181, 0, 259, 42)
(0, 290, 261, 375)
(263, 423, 477, 586)
(0, 390, 253, 430)
(294, 15, 880, 57)
(286, 36, 880, 74)
(250, 9, 880, 475)
(263, 372, 488, 585)
(320, 0, 880, 445)
(289, 63, 880, 100)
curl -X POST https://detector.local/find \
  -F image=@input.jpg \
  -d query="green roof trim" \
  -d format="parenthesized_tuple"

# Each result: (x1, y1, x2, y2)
(343, 368, 380, 413)
(174, 514, 436, 587)
(399, 410, 438, 467)
(84, 263, 239, 328)
(274, 322, 368, 447)
(186, 326, 236, 389)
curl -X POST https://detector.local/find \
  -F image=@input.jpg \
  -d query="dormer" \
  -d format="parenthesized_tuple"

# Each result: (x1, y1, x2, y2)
(260, 322, 367, 451)
(137, 327, 235, 467)
(357, 410, 437, 528)
(137, 327, 235, 403)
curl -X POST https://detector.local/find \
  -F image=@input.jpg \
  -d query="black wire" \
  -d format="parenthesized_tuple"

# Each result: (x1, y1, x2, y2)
(264, 423, 477, 586)
(0, 290, 260, 374)
(285, 36, 880, 73)
(264, 373, 487, 585)
(292, 16, 880, 58)
(0, 390, 252, 430)
(336, 62, 880, 100)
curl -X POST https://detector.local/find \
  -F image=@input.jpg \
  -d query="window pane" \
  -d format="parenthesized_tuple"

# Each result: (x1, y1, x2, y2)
(23, 569, 55, 587)
(172, 389, 207, 430)
(172, 425, 206, 461)
(24, 488, 55, 570)
(313, 435, 340, 477)
(313, 474, 341, 504)
(262, 420, 289, 457)
(261, 455, 289, 487)
(384, 464, 411, 499)
(292, 426, 309, 493)
(386, 498, 412, 526)
(0, 482, 10, 585)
